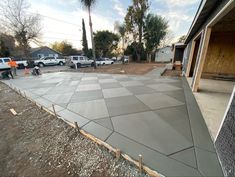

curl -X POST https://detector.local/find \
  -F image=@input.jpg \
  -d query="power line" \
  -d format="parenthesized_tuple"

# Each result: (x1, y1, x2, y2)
(27, 11, 82, 28)
(43, 36, 82, 41)
(43, 31, 81, 36)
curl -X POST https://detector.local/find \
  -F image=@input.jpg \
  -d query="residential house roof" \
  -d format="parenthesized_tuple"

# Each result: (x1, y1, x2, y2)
(185, 0, 223, 44)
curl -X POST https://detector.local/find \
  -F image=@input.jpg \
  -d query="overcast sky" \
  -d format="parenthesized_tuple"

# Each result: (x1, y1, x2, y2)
(29, 0, 201, 49)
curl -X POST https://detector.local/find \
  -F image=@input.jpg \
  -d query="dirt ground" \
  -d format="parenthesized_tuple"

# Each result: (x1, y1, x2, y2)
(0, 82, 149, 177)
(65, 62, 165, 75)
(162, 69, 182, 77)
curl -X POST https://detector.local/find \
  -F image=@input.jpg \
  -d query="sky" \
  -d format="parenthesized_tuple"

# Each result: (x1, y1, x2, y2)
(29, 0, 201, 49)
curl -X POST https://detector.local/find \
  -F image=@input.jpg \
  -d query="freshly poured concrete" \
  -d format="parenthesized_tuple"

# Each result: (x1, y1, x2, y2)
(187, 77, 235, 141)
(3, 71, 223, 177)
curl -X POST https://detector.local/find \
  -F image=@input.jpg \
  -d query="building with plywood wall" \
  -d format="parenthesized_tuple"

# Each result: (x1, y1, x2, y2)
(180, 0, 235, 176)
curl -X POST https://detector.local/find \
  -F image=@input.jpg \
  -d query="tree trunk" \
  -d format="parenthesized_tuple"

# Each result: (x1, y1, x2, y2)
(137, 21, 143, 62)
(88, 7, 96, 69)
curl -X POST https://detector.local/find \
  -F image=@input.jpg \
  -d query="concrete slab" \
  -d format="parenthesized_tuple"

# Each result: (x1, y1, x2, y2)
(5, 71, 223, 177)
(99, 79, 117, 83)
(106, 132, 202, 177)
(126, 86, 155, 95)
(67, 99, 109, 120)
(147, 83, 182, 92)
(81, 76, 98, 81)
(102, 87, 132, 98)
(120, 80, 144, 87)
(112, 111, 193, 155)
(70, 90, 103, 103)
(79, 80, 98, 85)
(42, 93, 73, 104)
(154, 106, 192, 143)
(83, 121, 112, 141)
(76, 84, 101, 91)
(105, 96, 150, 117)
(57, 109, 89, 127)
(100, 82, 122, 89)
(93, 118, 113, 130)
(195, 147, 223, 177)
(136, 93, 184, 110)
(170, 148, 197, 168)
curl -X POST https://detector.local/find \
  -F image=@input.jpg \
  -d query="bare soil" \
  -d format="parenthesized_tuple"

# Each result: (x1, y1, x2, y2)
(162, 69, 182, 77)
(66, 62, 165, 75)
(0, 82, 149, 177)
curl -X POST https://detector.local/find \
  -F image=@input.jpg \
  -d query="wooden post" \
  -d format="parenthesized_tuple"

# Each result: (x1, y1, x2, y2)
(192, 27, 212, 92)
(52, 104, 57, 118)
(185, 40, 196, 77)
(116, 149, 121, 159)
(74, 122, 79, 131)
(139, 154, 143, 173)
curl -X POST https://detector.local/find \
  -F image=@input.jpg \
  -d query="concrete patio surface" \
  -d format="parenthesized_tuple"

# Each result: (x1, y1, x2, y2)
(187, 78, 235, 141)
(3, 69, 223, 177)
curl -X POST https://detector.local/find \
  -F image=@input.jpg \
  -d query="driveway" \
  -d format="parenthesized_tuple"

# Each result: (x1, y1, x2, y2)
(2, 69, 223, 177)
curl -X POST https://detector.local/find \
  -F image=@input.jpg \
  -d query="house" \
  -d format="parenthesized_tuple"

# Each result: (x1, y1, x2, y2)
(172, 43, 186, 64)
(179, 0, 235, 176)
(155, 46, 173, 62)
(30, 46, 62, 59)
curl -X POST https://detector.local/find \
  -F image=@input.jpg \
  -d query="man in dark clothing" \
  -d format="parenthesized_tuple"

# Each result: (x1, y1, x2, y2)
(1, 70, 14, 79)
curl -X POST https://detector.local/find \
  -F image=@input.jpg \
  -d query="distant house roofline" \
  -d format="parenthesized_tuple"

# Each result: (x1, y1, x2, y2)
(30, 46, 63, 55)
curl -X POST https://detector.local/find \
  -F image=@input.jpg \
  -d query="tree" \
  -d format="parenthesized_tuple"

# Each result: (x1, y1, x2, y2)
(94, 31, 119, 58)
(144, 13, 168, 61)
(159, 30, 174, 48)
(117, 23, 126, 55)
(0, 0, 41, 58)
(80, 0, 97, 68)
(51, 41, 79, 56)
(82, 18, 89, 56)
(125, 0, 149, 61)
(0, 33, 16, 57)
(178, 35, 186, 43)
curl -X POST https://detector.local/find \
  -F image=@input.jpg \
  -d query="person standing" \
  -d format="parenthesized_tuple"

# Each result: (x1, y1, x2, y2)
(8, 59, 18, 76)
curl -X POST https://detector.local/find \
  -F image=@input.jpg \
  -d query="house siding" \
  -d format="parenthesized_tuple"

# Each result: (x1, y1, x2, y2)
(155, 47, 173, 62)
(31, 48, 62, 59)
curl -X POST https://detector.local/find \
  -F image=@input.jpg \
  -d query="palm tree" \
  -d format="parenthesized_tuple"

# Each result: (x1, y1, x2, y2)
(80, 0, 97, 69)
(118, 23, 126, 55)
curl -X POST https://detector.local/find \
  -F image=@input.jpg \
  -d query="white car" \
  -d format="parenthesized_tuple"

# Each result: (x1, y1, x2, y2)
(96, 58, 114, 66)
(0, 57, 28, 70)
(68, 56, 94, 68)
(34, 56, 66, 67)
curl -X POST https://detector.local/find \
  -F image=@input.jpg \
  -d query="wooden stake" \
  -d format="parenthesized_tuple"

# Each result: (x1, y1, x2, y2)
(116, 149, 121, 159)
(10, 108, 17, 115)
(139, 154, 143, 173)
(52, 104, 57, 118)
(74, 122, 79, 131)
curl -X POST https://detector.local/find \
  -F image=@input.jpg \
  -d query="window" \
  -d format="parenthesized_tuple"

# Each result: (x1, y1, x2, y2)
(3, 58, 10, 62)
(0, 59, 3, 63)
(79, 57, 84, 60)
(73, 57, 78, 60)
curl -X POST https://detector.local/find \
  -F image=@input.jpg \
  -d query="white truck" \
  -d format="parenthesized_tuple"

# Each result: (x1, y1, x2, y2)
(0, 57, 28, 70)
(67, 56, 94, 68)
(34, 56, 66, 67)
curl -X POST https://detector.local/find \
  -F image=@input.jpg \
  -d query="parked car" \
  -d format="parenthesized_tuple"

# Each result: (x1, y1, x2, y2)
(0, 57, 28, 70)
(67, 56, 94, 68)
(34, 56, 66, 67)
(96, 58, 114, 66)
